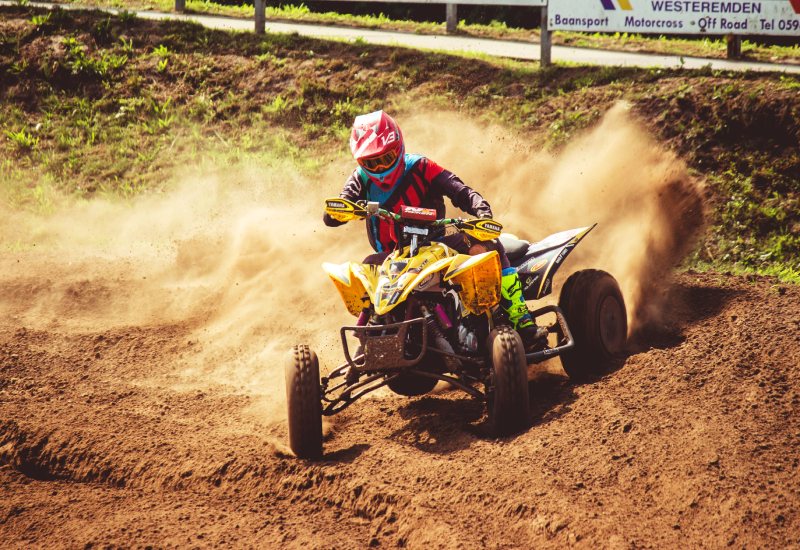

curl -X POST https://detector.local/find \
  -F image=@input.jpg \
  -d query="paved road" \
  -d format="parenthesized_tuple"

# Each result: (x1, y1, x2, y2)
(6, 1, 800, 74)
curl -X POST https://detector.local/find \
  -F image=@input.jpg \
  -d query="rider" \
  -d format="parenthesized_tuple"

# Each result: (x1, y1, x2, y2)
(323, 110, 545, 347)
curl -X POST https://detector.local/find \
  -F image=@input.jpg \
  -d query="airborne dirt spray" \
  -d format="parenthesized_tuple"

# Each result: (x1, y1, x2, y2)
(404, 102, 705, 331)
(0, 103, 703, 424)
(0, 163, 366, 423)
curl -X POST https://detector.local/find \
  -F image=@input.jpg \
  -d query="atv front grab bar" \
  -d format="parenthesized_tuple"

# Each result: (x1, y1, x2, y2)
(320, 306, 575, 416)
(340, 318, 428, 372)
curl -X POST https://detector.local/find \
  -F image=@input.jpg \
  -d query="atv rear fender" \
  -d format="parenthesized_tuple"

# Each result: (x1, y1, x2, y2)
(515, 225, 596, 301)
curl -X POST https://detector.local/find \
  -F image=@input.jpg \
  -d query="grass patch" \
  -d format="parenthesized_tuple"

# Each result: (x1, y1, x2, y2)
(5, 128, 40, 153)
(686, 261, 800, 284)
(51, 0, 800, 65)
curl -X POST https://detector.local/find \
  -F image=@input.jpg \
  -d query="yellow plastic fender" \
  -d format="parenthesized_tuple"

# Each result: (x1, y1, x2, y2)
(322, 262, 378, 316)
(443, 251, 502, 316)
(323, 243, 500, 317)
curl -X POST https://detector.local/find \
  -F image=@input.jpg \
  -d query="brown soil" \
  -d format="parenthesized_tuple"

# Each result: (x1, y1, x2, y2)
(1, 7, 799, 548)
(1, 266, 798, 547)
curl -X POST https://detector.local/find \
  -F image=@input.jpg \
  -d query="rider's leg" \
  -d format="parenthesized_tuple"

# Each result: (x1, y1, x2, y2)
(469, 240, 547, 348)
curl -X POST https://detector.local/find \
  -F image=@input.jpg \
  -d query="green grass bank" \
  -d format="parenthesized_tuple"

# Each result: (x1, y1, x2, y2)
(1, 6, 798, 280)
(46, 0, 800, 65)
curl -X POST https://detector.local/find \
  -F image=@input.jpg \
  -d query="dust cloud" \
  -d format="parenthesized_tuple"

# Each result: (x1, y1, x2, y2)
(0, 162, 365, 421)
(0, 103, 703, 421)
(404, 102, 705, 331)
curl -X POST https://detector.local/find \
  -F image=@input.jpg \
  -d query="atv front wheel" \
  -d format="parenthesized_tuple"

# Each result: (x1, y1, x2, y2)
(559, 269, 627, 382)
(285, 345, 323, 459)
(488, 326, 530, 436)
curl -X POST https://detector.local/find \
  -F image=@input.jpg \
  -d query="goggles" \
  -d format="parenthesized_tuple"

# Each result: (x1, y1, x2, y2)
(358, 147, 399, 173)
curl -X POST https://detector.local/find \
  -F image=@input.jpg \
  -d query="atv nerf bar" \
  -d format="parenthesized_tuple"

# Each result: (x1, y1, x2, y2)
(525, 305, 575, 364)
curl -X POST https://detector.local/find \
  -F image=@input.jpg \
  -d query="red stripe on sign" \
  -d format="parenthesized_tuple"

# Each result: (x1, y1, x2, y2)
(791, 0, 800, 14)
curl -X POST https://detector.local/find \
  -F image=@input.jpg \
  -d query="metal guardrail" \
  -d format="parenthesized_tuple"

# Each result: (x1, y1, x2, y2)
(173, 0, 554, 67)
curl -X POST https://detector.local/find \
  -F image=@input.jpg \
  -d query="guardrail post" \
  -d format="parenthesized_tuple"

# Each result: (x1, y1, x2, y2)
(254, 0, 265, 34)
(540, 5, 551, 68)
(446, 4, 457, 33)
(175, 0, 185, 13)
(726, 34, 741, 59)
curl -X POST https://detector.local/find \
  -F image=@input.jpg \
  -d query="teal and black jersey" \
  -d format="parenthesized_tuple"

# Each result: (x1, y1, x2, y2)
(324, 154, 492, 252)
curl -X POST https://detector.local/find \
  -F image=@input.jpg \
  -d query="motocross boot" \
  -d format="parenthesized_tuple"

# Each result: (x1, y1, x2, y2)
(501, 268, 548, 349)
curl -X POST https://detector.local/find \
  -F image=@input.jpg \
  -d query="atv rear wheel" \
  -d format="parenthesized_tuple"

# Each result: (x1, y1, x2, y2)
(559, 269, 627, 382)
(488, 326, 530, 436)
(285, 345, 323, 459)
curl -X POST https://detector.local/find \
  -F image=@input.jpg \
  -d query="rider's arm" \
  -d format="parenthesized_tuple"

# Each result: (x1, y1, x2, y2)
(323, 169, 366, 227)
(425, 158, 493, 219)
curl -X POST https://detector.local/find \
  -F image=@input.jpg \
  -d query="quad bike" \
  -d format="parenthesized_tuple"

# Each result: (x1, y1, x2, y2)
(285, 198, 627, 459)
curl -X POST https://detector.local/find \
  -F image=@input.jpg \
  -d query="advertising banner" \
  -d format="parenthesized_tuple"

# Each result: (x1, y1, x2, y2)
(549, 0, 800, 36)
(315, 0, 546, 5)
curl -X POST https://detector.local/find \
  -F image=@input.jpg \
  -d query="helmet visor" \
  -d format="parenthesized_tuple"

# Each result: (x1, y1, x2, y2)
(358, 148, 399, 173)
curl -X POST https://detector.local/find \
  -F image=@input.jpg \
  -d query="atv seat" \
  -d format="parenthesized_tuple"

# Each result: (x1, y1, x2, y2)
(502, 230, 585, 266)
(499, 234, 531, 262)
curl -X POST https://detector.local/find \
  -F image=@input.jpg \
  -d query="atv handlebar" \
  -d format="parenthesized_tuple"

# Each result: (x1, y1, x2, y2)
(365, 202, 463, 227)
(377, 209, 462, 227)
(324, 197, 502, 242)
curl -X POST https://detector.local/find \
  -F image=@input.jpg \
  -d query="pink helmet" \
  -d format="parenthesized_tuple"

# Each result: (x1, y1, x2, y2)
(349, 110, 405, 190)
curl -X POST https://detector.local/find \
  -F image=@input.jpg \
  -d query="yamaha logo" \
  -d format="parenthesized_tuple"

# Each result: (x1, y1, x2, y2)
(328, 201, 346, 209)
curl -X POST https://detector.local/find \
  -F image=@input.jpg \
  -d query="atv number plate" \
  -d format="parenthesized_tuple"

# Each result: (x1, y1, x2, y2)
(404, 226, 429, 236)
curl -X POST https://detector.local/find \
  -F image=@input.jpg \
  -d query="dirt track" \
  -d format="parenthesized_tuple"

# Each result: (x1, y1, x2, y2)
(1, 5, 799, 546)
(1, 265, 798, 548)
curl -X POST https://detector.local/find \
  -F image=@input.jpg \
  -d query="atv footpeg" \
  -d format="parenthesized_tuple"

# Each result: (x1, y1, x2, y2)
(525, 304, 575, 364)
(341, 318, 428, 371)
